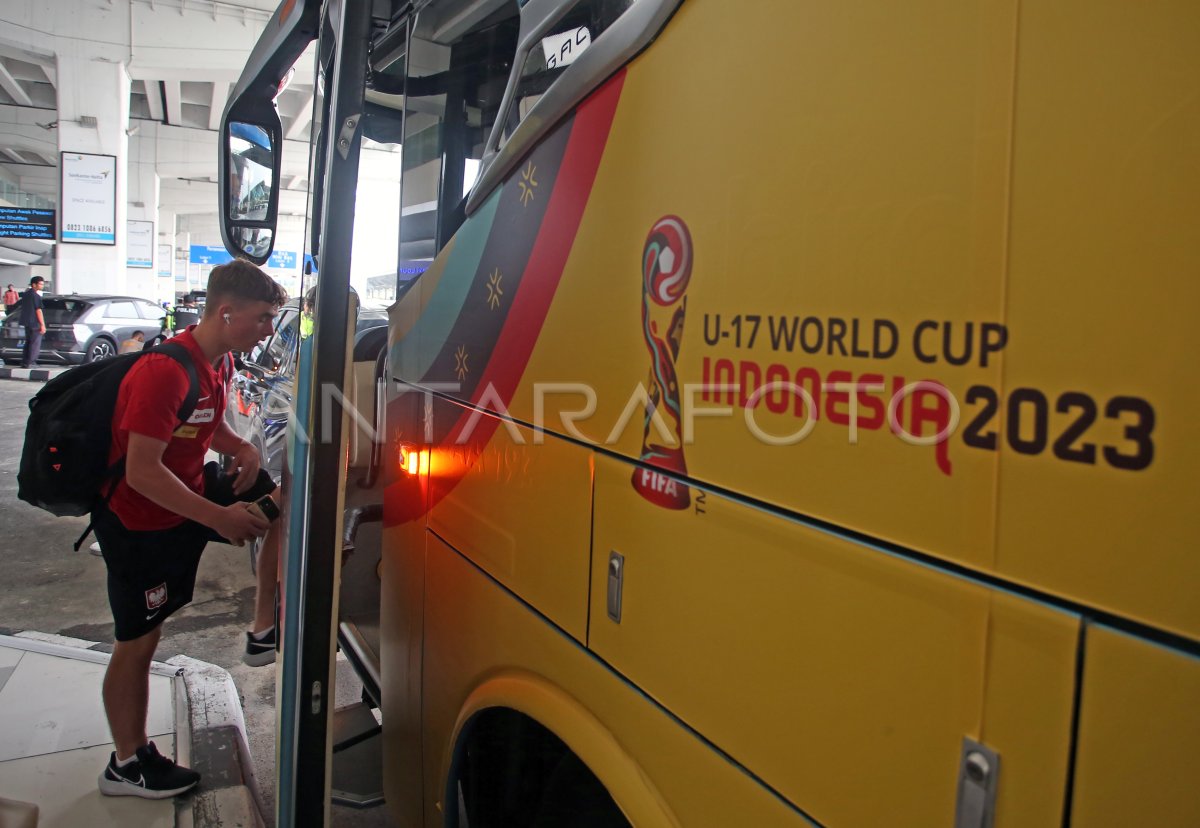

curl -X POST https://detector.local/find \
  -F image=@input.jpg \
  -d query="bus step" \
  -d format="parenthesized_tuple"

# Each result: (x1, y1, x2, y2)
(331, 702, 385, 808)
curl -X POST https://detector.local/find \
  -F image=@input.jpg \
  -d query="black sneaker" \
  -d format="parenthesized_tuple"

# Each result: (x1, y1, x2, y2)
(98, 741, 200, 799)
(243, 626, 276, 666)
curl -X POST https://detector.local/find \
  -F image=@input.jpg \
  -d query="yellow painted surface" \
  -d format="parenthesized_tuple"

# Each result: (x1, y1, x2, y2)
(994, 0, 1200, 638)
(378, 0, 1200, 823)
(512, 0, 1200, 639)
(980, 594, 1079, 828)
(589, 454, 990, 826)
(427, 397, 594, 642)
(421, 532, 807, 827)
(1071, 627, 1200, 827)
(520, 0, 1020, 571)
(380, 522, 428, 828)
(380, 386, 432, 828)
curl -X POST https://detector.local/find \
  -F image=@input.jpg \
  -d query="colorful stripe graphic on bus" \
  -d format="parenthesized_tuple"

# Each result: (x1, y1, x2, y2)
(385, 71, 627, 525)
(631, 216, 693, 510)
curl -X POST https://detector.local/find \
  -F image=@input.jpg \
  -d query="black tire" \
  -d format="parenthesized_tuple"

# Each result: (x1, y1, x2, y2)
(530, 752, 628, 828)
(84, 336, 118, 363)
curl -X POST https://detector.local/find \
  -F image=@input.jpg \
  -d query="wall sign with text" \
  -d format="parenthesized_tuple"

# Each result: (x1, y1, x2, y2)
(158, 243, 173, 278)
(127, 220, 154, 267)
(60, 152, 116, 245)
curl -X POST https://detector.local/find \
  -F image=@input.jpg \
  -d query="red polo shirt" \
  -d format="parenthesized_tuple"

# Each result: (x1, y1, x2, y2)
(106, 327, 232, 530)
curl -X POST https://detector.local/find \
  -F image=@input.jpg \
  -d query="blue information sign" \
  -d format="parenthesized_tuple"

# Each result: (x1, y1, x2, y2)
(189, 245, 234, 266)
(268, 250, 297, 269)
(190, 245, 297, 270)
(0, 207, 55, 241)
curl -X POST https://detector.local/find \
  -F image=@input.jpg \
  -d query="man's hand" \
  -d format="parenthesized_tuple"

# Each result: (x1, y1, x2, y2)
(39, 325, 46, 334)
(213, 502, 271, 545)
(227, 441, 262, 495)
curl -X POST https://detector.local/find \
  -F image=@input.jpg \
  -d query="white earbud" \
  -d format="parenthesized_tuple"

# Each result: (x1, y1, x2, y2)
(223, 314, 231, 324)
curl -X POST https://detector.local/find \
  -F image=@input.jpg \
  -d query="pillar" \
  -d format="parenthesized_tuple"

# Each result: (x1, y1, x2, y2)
(54, 56, 130, 296)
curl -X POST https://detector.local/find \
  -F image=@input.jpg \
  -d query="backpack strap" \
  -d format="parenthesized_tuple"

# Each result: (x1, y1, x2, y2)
(75, 341, 204, 551)
(154, 340, 202, 424)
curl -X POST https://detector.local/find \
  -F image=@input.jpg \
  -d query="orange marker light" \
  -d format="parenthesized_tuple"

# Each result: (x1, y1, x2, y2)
(399, 443, 423, 476)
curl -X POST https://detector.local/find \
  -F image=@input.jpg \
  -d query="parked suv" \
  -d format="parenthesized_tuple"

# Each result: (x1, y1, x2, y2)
(1, 294, 167, 365)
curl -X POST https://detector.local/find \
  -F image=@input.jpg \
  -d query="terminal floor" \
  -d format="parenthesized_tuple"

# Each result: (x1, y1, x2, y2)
(1, 372, 396, 827)
(0, 636, 176, 827)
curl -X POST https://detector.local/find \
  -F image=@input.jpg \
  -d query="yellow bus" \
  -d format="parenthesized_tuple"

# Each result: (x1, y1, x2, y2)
(219, 0, 1199, 825)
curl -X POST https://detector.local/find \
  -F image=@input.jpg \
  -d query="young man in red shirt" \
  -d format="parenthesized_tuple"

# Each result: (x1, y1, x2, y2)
(94, 260, 287, 799)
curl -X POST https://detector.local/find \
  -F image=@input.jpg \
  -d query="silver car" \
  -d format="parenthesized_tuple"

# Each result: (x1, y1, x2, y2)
(1, 294, 167, 364)
(224, 302, 389, 481)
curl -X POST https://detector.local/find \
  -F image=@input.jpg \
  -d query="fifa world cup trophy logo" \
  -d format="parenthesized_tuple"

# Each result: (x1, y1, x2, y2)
(631, 216, 693, 509)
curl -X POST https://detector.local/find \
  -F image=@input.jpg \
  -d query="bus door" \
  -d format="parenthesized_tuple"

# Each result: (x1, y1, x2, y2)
(220, 0, 373, 823)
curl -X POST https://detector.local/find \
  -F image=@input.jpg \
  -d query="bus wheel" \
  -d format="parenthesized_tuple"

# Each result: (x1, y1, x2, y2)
(454, 709, 628, 828)
(530, 750, 627, 828)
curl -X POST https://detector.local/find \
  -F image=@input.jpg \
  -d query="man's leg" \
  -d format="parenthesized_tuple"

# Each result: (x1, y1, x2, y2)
(242, 522, 279, 666)
(100, 618, 200, 797)
(27, 328, 41, 366)
(103, 624, 162, 760)
(205, 465, 279, 665)
(252, 521, 279, 635)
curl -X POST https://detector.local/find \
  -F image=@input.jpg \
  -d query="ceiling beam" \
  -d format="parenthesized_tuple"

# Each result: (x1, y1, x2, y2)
(0, 61, 33, 107)
(143, 79, 164, 121)
(2, 148, 26, 163)
(17, 149, 52, 166)
(209, 81, 230, 131)
(163, 79, 182, 125)
(0, 44, 55, 85)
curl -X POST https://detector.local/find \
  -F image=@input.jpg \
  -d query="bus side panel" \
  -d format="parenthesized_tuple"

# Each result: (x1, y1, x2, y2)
(980, 594, 1079, 828)
(515, 0, 1018, 572)
(995, 0, 1200, 639)
(381, 524, 428, 828)
(420, 531, 808, 828)
(381, 384, 433, 828)
(588, 453, 991, 827)
(427, 397, 594, 643)
(1070, 628, 1200, 827)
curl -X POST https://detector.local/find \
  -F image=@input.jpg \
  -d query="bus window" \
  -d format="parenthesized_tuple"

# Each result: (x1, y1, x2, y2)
(352, 109, 405, 302)
(400, 10, 519, 254)
(500, 0, 638, 148)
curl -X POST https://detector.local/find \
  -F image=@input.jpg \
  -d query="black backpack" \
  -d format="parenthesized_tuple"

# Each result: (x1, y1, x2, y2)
(17, 342, 200, 544)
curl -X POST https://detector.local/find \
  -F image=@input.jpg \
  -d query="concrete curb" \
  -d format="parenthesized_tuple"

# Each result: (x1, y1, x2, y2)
(8, 632, 266, 828)
(167, 654, 268, 828)
(0, 366, 54, 382)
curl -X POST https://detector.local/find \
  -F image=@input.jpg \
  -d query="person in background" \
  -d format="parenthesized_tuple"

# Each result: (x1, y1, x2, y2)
(3, 283, 18, 311)
(19, 276, 45, 368)
(300, 285, 315, 339)
(144, 318, 170, 350)
(120, 330, 145, 354)
(175, 295, 201, 330)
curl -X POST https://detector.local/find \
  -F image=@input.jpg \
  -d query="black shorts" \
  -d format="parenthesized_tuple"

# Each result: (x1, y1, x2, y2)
(95, 462, 277, 642)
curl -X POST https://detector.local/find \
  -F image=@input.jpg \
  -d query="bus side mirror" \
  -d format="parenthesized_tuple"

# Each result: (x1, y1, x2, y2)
(220, 119, 282, 265)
